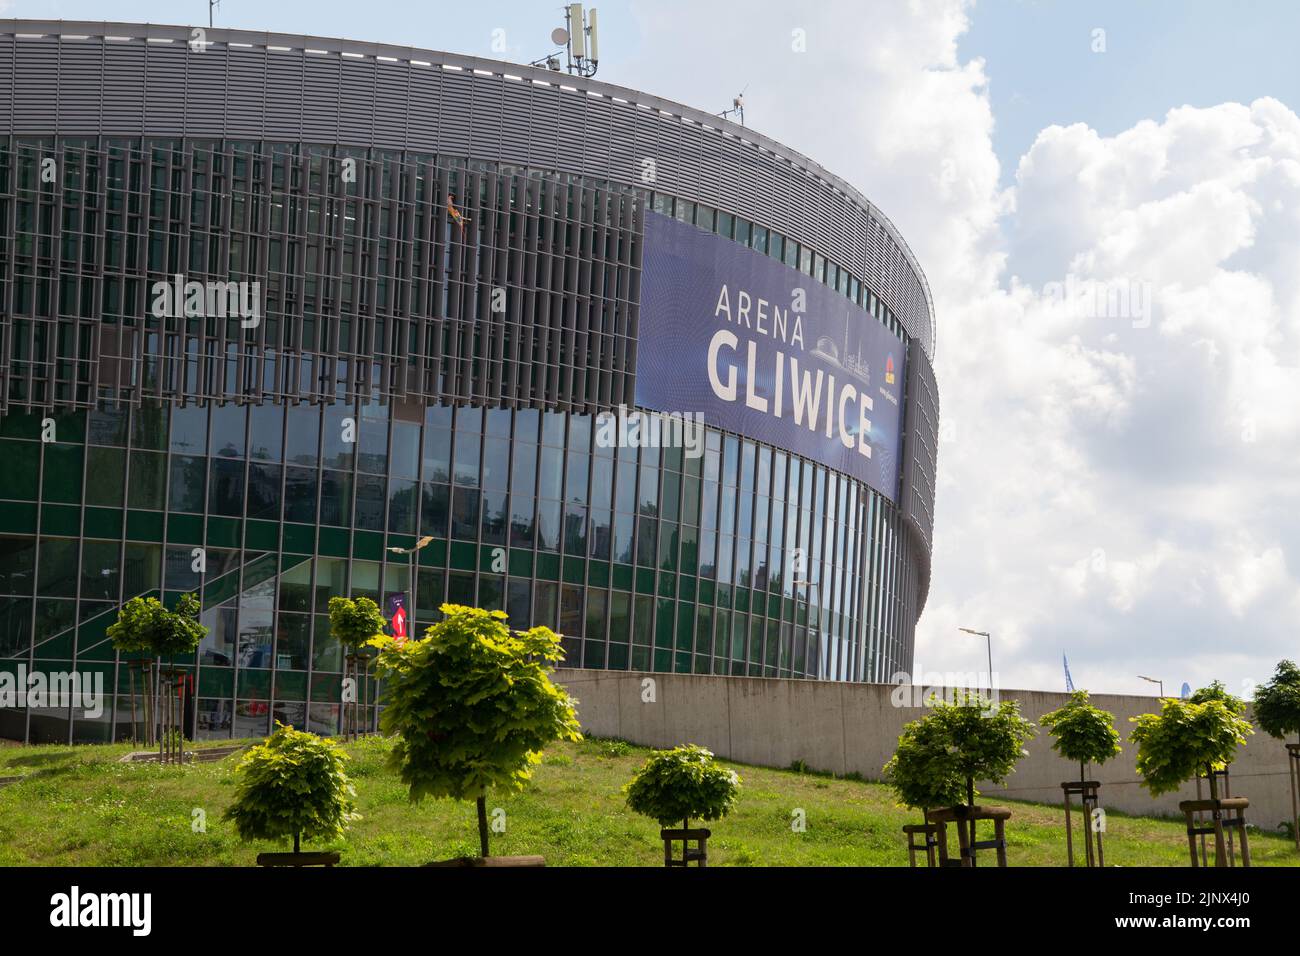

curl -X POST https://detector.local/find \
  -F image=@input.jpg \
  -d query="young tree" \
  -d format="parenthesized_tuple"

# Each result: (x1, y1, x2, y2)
(369, 604, 581, 859)
(1253, 660, 1300, 745)
(327, 595, 387, 652)
(926, 692, 1037, 851)
(624, 744, 742, 832)
(224, 722, 359, 855)
(107, 593, 206, 754)
(328, 596, 387, 737)
(1129, 697, 1254, 798)
(883, 709, 967, 825)
(1190, 680, 1248, 717)
(106, 592, 206, 658)
(1040, 689, 1122, 784)
(1249, 661, 1300, 846)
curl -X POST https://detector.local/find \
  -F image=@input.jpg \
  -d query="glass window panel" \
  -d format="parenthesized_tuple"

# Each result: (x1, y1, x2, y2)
(321, 403, 356, 470)
(248, 404, 284, 462)
(354, 474, 386, 531)
(357, 415, 389, 475)
(319, 470, 353, 526)
(390, 421, 420, 479)
(314, 559, 347, 612)
(169, 454, 207, 513)
(388, 478, 418, 534)
(170, 404, 208, 455)
(482, 437, 510, 491)
(451, 487, 480, 540)
(284, 404, 321, 466)
(275, 612, 311, 670)
(122, 543, 162, 595)
(42, 444, 83, 503)
(80, 540, 120, 601)
(130, 405, 169, 451)
(246, 463, 281, 520)
(538, 446, 563, 500)
(208, 458, 245, 517)
(88, 407, 129, 447)
(420, 482, 450, 538)
(481, 489, 507, 545)
(351, 561, 380, 602)
(284, 466, 318, 524)
(453, 430, 481, 487)
(209, 404, 246, 458)
(422, 426, 451, 483)
(536, 499, 561, 552)
(37, 538, 78, 598)
(0, 536, 36, 595)
(85, 446, 126, 507)
(199, 603, 237, 665)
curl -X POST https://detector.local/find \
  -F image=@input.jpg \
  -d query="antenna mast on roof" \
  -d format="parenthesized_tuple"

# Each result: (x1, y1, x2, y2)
(209, 0, 220, 29)
(530, 5, 600, 77)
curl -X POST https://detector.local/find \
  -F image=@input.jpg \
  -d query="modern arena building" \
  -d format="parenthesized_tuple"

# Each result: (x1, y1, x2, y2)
(0, 20, 939, 744)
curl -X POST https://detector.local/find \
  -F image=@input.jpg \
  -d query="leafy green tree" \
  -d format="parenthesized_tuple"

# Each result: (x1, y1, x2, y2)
(106, 592, 206, 658)
(925, 692, 1037, 849)
(883, 710, 967, 824)
(1254, 660, 1300, 745)
(327, 595, 387, 651)
(1040, 689, 1122, 784)
(1129, 697, 1254, 797)
(624, 744, 742, 831)
(370, 604, 581, 858)
(107, 593, 206, 749)
(224, 722, 359, 854)
(1189, 680, 1248, 717)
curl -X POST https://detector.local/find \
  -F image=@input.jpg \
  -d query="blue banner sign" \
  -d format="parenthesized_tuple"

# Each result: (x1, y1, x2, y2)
(636, 211, 906, 501)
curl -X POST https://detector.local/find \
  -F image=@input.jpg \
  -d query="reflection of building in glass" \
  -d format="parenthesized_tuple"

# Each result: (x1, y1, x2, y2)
(0, 21, 939, 745)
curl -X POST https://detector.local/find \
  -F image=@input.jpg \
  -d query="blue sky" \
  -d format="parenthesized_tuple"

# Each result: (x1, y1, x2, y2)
(4, 1, 1298, 696)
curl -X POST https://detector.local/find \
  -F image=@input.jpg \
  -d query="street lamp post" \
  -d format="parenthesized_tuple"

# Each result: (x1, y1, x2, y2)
(1137, 675, 1164, 698)
(958, 627, 993, 693)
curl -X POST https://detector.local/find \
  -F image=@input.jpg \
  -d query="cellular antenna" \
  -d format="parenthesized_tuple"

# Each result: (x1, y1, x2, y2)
(530, 5, 601, 77)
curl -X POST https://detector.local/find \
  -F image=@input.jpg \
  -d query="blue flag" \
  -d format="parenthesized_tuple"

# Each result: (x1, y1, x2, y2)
(1063, 654, 1075, 693)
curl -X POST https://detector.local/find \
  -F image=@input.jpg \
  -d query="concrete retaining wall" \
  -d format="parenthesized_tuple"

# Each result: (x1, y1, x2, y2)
(553, 669, 1299, 831)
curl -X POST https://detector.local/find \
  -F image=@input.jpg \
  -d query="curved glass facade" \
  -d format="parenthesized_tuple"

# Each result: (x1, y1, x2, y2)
(0, 393, 910, 743)
(0, 23, 936, 744)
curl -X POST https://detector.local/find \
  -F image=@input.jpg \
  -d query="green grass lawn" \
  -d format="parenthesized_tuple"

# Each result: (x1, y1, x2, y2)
(1, 735, 1295, 867)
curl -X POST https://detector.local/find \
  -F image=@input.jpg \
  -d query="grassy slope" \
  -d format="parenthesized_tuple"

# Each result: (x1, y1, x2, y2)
(0, 736, 1295, 867)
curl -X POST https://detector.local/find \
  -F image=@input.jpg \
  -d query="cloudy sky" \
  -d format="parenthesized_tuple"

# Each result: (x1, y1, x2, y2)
(9, 0, 1299, 698)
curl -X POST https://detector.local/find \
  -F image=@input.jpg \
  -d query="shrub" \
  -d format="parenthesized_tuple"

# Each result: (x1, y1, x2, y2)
(624, 744, 741, 829)
(223, 722, 359, 853)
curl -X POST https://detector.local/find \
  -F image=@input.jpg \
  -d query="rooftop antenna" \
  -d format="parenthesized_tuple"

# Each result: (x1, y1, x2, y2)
(719, 84, 748, 125)
(530, 5, 600, 77)
(209, 0, 220, 29)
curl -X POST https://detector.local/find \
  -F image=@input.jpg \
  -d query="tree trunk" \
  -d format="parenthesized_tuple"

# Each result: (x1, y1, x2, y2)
(476, 795, 489, 859)
(966, 777, 976, 866)
(294, 830, 301, 854)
